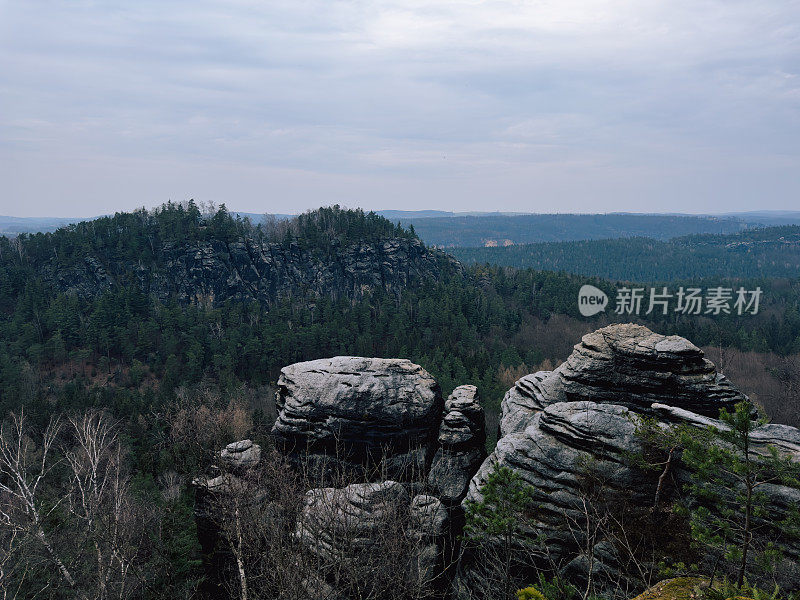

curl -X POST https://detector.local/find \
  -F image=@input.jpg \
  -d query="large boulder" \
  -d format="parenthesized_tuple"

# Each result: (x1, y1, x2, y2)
(295, 480, 411, 563)
(427, 385, 487, 505)
(295, 482, 451, 596)
(459, 400, 800, 597)
(272, 357, 443, 481)
(500, 323, 749, 435)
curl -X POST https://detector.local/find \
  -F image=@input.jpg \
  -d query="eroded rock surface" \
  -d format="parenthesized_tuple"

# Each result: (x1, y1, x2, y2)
(500, 323, 749, 436)
(457, 324, 799, 598)
(296, 480, 411, 563)
(42, 236, 456, 305)
(272, 357, 443, 481)
(427, 385, 487, 505)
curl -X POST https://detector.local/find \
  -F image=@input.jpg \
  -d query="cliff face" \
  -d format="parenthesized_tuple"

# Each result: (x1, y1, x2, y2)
(41, 236, 457, 304)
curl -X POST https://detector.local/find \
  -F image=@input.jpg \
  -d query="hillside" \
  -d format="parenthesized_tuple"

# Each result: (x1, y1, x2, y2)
(451, 225, 800, 281)
(2, 205, 799, 420)
(7, 203, 456, 305)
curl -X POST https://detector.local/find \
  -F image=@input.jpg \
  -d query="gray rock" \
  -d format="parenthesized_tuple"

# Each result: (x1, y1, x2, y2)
(428, 385, 487, 505)
(498, 324, 748, 437)
(40, 235, 459, 305)
(499, 371, 556, 437)
(458, 399, 800, 598)
(554, 323, 748, 417)
(219, 439, 261, 472)
(407, 495, 450, 593)
(272, 357, 443, 481)
(438, 385, 486, 448)
(295, 480, 410, 563)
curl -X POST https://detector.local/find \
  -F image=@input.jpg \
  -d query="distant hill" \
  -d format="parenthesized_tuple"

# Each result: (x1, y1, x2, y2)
(0, 215, 92, 235)
(451, 225, 800, 281)
(6, 204, 456, 305)
(395, 213, 750, 247)
(721, 211, 800, 226)
(4, 211, 762, 241)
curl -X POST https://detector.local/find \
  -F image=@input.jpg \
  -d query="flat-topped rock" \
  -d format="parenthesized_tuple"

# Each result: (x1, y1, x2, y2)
(555, 324, 747, 416)
(499, 324, 749, 435)
(272, 357, 443, 480)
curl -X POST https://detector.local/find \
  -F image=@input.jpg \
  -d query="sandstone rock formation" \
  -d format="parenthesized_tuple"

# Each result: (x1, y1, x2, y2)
(272, 357, 443, 481)
(296, 480, 410, 563)
(427, 385, 487, 505)
(458, 324, 800, 598)
(499, 323, 748, 437)
(42, 236, 457, 305)
(295, 482, 451, 596)
(193, 440, 266, 599)
(407, 494, 450, 590)
(219, 439, 261, 472)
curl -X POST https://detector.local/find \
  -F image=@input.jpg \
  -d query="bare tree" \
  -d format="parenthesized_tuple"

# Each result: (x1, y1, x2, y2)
(63, 411, 146, 600)
(0, 411, 165, 600)
(0, 412, 79, 596)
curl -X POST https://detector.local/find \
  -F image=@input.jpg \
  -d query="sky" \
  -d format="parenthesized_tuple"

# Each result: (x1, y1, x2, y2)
(1, 1, 799, 217)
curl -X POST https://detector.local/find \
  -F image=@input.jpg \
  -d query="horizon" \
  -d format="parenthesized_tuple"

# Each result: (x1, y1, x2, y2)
(4, 206, 800, 222)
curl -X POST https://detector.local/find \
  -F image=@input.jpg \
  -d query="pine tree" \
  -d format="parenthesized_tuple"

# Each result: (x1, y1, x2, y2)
(681, 402, 800, 588)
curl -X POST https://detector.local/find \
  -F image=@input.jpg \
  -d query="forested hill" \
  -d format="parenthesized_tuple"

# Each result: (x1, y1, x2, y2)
(1, 204, 799, 428)
(402, 213, 748, 247)
(2, 203, 457, 305)
(451, 225, 800, 281)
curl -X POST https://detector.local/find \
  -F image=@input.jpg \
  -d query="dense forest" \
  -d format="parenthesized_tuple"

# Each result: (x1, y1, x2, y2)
(1, 204, 800, 598)
(2, 205, 800, 421)
(452, 226, 800, 281)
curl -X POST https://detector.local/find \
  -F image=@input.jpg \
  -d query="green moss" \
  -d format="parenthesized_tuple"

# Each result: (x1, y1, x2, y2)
(631, 578, 709, 600)
(517, 587, 547, 600)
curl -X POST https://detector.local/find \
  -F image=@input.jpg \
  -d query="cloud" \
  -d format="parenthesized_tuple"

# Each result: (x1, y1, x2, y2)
(0, 0, 799, 215)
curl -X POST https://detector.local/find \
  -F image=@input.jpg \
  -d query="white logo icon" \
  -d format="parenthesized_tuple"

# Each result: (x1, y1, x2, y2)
(578, 285, 608, 317)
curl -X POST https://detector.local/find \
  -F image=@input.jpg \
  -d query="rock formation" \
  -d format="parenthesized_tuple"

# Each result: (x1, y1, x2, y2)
(42, 236, 457, 305)
(219, 439, 261, 472)
(458, 324, 800, 598)
(500, 323, 748, 436)
(427, 385, 487, 505)
(295, 482, 451, 597)
(407, 495, 450, 594)
(193, 440, 266, 599)
(295, 480, 410, 562)
(271, 356, 443, 481)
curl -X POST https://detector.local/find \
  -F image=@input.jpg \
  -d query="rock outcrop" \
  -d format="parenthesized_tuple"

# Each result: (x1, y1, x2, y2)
(42, 236, 457, 305)
(193, 440, 266, 600)
(296, 480, 411, 563)
(407, 495, 450, 593)
(295, 482, 451, 596)
(219, 439, 261, 472)
(458, 324, 800, 598)
(272, 357, 443, 481)
(500, 323, 748, 436)
(427, 385, 487, 505)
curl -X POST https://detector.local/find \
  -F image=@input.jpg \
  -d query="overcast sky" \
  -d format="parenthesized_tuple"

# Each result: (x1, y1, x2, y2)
(1, 1, 799, 217)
